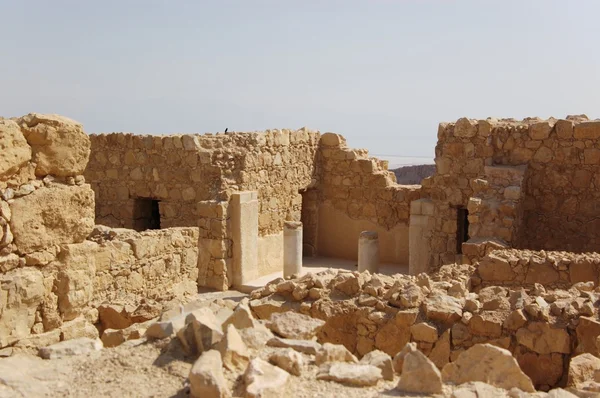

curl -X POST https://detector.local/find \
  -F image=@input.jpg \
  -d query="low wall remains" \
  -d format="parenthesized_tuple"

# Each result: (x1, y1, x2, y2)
(90, 226, 199, 304)
(475, 249, 600, 289)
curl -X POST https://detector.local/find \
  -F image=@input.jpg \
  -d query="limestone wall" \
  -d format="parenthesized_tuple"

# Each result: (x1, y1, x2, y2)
(86, 129, 321, 233)
(419, 115, 600, 271)
(317, 133, 421, 264)
(90, 226, 199, 304)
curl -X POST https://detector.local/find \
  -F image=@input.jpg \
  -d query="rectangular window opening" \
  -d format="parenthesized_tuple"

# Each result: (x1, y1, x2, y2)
(133, 198, 161, 231)
(456, 207, 469, 254)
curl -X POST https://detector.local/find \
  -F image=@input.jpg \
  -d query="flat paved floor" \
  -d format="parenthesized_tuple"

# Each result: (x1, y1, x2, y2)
(238, 256, 408, 293)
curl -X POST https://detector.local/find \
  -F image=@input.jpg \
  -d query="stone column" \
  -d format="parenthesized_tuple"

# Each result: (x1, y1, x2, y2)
(231, 191, 259, 287)
(409, 199, 434, 275)
(283, 221, 303, 277)
(358, 231, 379, 273)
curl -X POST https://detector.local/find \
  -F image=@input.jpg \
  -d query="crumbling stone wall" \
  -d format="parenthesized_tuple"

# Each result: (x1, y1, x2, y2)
(317, 133, 421, 264)
(1, 113, 202, 349)
(420, 115, 600, 271)
(0, 113, 96, 348)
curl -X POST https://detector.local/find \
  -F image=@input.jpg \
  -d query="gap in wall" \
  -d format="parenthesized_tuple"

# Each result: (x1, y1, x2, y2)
(132, 198, 161, 231)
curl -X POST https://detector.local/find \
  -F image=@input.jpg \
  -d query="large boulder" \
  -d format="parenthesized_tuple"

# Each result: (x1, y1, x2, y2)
(0, 120, 31, 179)
(9, 184, 95, 254)
(442, 344, 535, 392)
(17, 113, 90, 177)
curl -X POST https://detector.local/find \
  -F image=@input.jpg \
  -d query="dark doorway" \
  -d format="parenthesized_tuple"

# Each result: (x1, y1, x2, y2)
(133, 198, 161, 231)
(456, 207, 469, 253)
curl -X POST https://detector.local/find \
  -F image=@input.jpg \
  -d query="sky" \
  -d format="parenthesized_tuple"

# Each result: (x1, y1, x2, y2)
(1, 1, 599, 159)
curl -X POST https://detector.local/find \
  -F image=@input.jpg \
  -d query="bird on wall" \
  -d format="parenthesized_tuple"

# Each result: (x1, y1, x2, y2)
(224, 128, 228, 133)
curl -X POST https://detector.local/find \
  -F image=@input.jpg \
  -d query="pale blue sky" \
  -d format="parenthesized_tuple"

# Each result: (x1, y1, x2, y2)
(1, 1, 599, 157)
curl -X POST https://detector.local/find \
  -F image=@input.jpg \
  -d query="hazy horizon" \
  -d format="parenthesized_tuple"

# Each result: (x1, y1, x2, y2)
(1, 1, 599, 158)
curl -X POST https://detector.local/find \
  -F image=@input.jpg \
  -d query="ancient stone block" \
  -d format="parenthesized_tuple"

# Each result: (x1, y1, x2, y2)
(17, 113, 90, 177)
(0, 120, 31, 179)
(9, 184, 95, 254)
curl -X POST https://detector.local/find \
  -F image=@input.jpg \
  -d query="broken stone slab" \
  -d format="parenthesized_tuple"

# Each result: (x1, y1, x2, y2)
(267, 337, 322, 355)
(38, 337, 103, 359)
(317, 362, 382, 387)
(442, 343, 535, 393)
(315, 342, 358, 365)
(238, 323, 274, 350)
(14, 329, 61, 349)
(214, 324, 250, 371)
(244, 358, 289, 398)
(359, 349, 393, 381)
(396, 345, 443, 394)
(267, 311, 325, 340)
(269, 348, 304, 376)
(189, 350, 231, 398)
(222, 303, 254, 330)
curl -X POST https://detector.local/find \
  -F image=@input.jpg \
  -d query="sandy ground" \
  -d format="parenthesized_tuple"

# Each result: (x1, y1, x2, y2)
(0, 336, 435, 398)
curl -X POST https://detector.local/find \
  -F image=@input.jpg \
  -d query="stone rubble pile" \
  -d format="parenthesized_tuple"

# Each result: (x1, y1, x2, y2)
(119, 284, 598, 398)
(246, 266, 600, 392)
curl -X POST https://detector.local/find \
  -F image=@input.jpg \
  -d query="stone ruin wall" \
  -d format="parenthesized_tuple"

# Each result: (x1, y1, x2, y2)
(0, 113, 201, 349)
(87, 129, 422, 291)
(317, 133, 421, 264)
(420, 115, 600, 272)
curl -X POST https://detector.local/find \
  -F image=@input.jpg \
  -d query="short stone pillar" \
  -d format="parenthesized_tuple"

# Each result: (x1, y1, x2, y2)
(283, 221, 303, 278)
(358, 231, 379, 273)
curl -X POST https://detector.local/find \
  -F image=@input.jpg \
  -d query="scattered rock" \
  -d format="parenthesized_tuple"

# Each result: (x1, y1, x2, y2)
(269, 348, 304, 376)
(567, 353, 600, 388)
(396, 345, 443, 394)
(359, 349, 393, 381)
(189, 350, 231, 398)
(244, 358, 289, 398)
